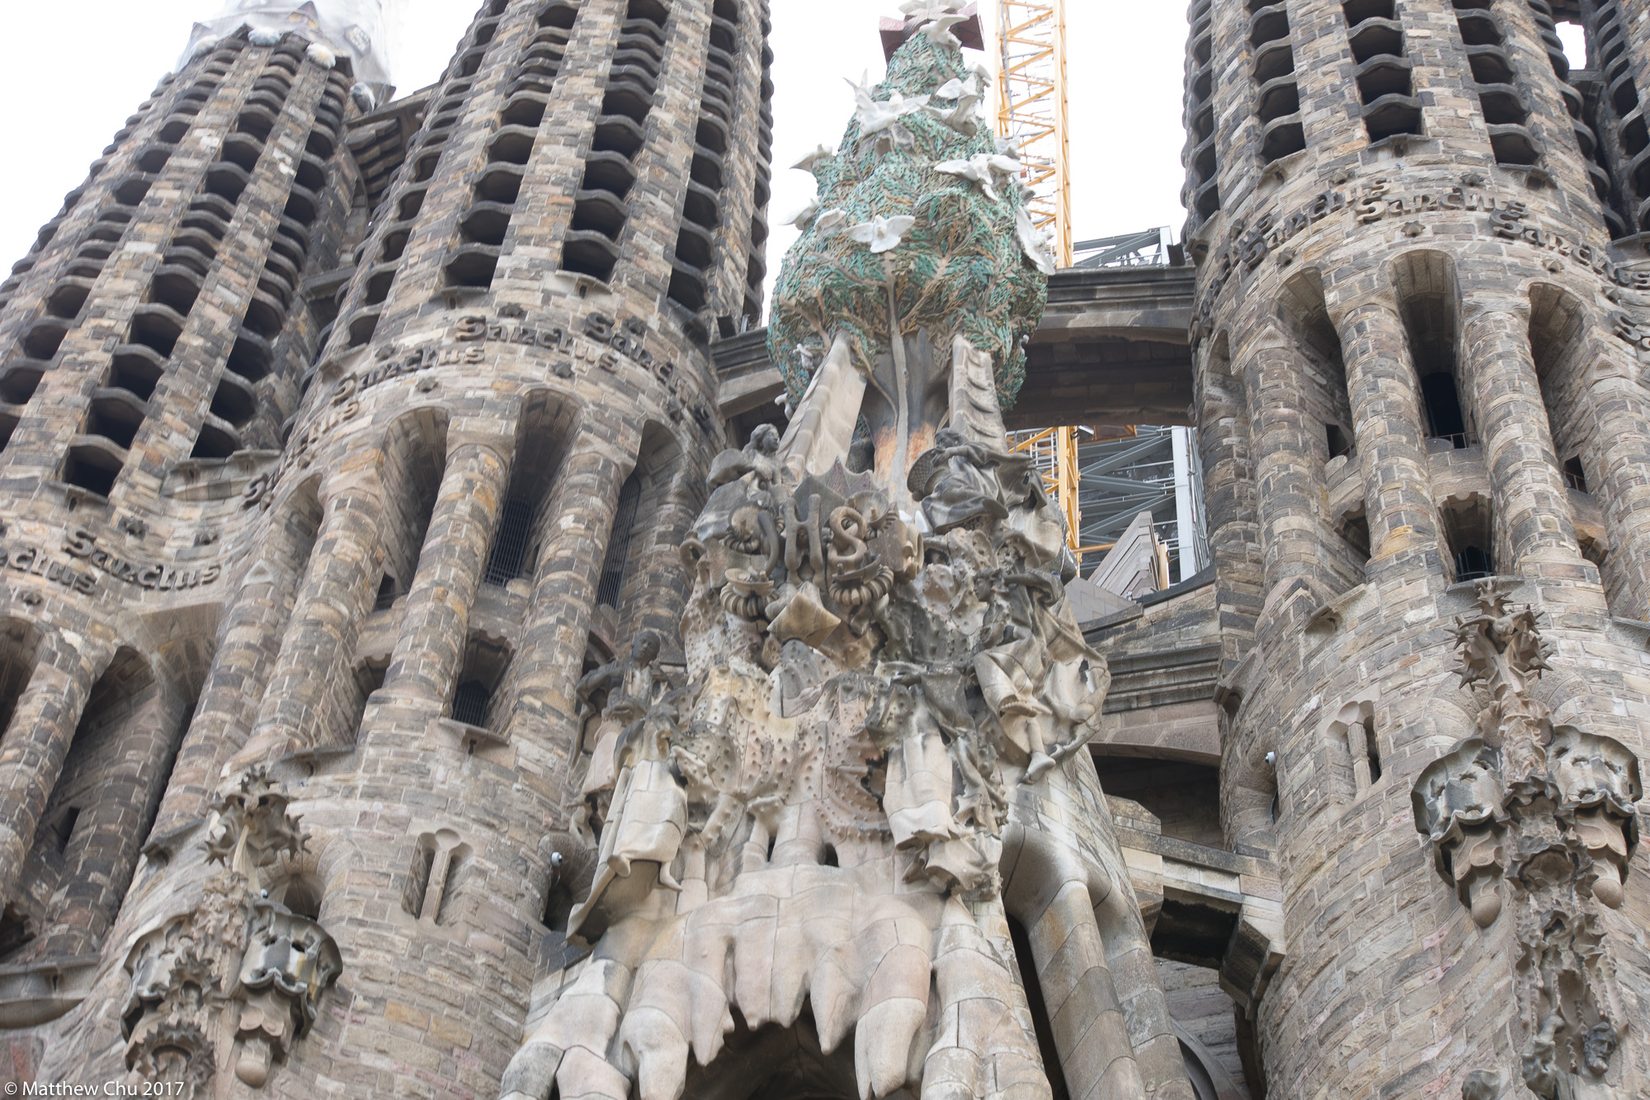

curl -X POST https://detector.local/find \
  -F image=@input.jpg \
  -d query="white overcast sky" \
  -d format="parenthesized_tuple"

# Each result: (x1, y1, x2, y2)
(0, 2, 1188, 291)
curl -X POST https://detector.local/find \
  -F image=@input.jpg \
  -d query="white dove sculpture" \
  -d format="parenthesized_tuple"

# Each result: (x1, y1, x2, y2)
(935, 153, 1022, 203)
(792, 144, 835, 176)
(1015, 208, 1057, 275)
(848, 215, 918, 255)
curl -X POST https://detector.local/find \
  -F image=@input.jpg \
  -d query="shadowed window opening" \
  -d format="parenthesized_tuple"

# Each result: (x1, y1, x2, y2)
(403, 835, 437, 917)
(543, 874, 575, 933)
(484, 496, 538, 586)
(52, 807, 80, 854)
(0, 906, 31, 962)
(1363, 714, 1382, 784)
(1419, 372, 1468, 443)
(1341, 508, 1371, 565)
(1396, 258, 1471, 448)
(62, 448, 119, 497)
(451, 680, 492, 727)
(451, 637, 510, 730)
(435, 844, 473, 926)
(1564, 456, 1588, 492)
(1440, 491, 1497, 584)
(1454, 544, 1493, 581)
(597, 471, 643, 608)
(277, 876, 322, 920)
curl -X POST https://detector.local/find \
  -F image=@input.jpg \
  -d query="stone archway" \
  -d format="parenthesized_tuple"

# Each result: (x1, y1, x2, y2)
(678, 1014, 907, 1100)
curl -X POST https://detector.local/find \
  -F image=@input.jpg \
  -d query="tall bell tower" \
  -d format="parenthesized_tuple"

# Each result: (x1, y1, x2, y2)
(1186, 1, 1650, 1095)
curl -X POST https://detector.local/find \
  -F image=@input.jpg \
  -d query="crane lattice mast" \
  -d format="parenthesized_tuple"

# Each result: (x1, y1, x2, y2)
(993, 0, 1082, 553)
(994, 0, 1073, 267)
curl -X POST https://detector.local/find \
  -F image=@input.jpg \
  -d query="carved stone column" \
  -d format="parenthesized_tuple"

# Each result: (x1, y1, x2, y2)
(380, 437, 514, 707)
(1459, 302, 1585, 578)
(153, 493, 323, 839)
(0, 635, 106, 905)
(234, 479, 388, 766)
(1581, 367, 1650, 617)
(1336, 299, 1442, 565)
(502, 414, 636, 774)
(1241, 335, 1328, 601)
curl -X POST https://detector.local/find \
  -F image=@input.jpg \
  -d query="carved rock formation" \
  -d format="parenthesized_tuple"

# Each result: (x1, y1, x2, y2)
(123, 770, 341, 1092)
(1412, 582, 1641, 1097)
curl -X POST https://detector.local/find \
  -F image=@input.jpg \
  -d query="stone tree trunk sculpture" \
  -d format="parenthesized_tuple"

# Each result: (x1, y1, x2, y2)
(502, 6, 1190, 1098)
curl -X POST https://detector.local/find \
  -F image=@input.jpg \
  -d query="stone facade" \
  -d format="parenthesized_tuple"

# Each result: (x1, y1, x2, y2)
(1, 1, 1648, 1099)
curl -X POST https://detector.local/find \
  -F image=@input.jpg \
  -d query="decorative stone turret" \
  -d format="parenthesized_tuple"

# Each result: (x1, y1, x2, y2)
(1187, 1, 1650, 1095)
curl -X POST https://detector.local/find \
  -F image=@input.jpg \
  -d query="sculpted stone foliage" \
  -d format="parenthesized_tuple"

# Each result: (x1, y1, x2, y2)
(500, 9, 1140, 1099)
(1412, 583, 1642, 1098)
(123, 770, 341, 1093)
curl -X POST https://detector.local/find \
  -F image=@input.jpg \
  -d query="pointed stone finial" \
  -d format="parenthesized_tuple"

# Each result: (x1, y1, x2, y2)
(183, 0, 393, 91)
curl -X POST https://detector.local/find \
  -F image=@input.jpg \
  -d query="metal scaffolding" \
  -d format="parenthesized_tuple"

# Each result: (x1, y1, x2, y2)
(1073, 426, 1209, 585)
(987, 6, 1204, 585)
(1072, 227, 1183, 269)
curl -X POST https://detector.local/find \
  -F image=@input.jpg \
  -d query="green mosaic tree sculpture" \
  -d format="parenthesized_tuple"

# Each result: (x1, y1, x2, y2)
(768, 16, 1052, 413)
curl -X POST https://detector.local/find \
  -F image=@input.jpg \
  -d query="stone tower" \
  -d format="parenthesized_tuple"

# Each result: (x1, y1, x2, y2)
(1185, 0, 1650, 1096)
(0, 0, 777, 1093)
(0, 0, 374, 1002)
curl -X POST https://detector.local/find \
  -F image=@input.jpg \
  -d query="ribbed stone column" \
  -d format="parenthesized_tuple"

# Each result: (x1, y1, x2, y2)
(1241, 335, 1326, 600)
(381, 438, 514, 706)
(41, 687, 186, 957)
(620, 471, 702, 640)
(1026, 881, 1148, 1097)
(1459, 300, 1584, 576)
(0, 637, 106, 904)
(613, 1, 709, 300)
(154, 493, 322, 833)
(1583, 368, 1650, 617)
(234, 477, 388, 766)
(1336, 300, 1442, 564)
(503, 414, 635, 777)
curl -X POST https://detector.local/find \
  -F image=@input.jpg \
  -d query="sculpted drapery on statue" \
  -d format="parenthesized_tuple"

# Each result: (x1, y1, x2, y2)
(502, 7, 1145, 1100)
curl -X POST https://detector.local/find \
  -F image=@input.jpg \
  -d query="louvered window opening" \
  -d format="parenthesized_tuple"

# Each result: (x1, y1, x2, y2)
(484, 496, 537, 585)
(596, 472, 643, 608)
(451, 680, 492, 727)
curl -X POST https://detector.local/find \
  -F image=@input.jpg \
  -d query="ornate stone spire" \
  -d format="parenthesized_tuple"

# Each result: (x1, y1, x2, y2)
(185, 0, 393, 90)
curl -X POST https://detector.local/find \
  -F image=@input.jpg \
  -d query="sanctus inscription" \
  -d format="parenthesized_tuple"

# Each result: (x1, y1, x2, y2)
(1192, 176, 1650, 350)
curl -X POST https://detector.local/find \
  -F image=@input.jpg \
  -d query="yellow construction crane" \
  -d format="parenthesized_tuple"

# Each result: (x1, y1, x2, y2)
(994, 0, 1073, 268)
(993, 1, 1084, 554)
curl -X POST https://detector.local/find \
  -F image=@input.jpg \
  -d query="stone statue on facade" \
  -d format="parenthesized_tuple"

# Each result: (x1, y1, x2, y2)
(500, 8, 1147, 1099)
(122, 769, 341, 1093)
(1413, 582, 1642, 1098)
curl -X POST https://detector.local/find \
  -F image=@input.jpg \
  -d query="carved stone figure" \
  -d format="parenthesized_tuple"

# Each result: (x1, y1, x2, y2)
(1548, 725, 1641, 909)
(500, 13, 1151, 1099)
(574, 630, 671, 825)
(122, 770, 341, 1094)
(1412, 739, 1507, 927)
(1412, 581, 1642, 1096)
